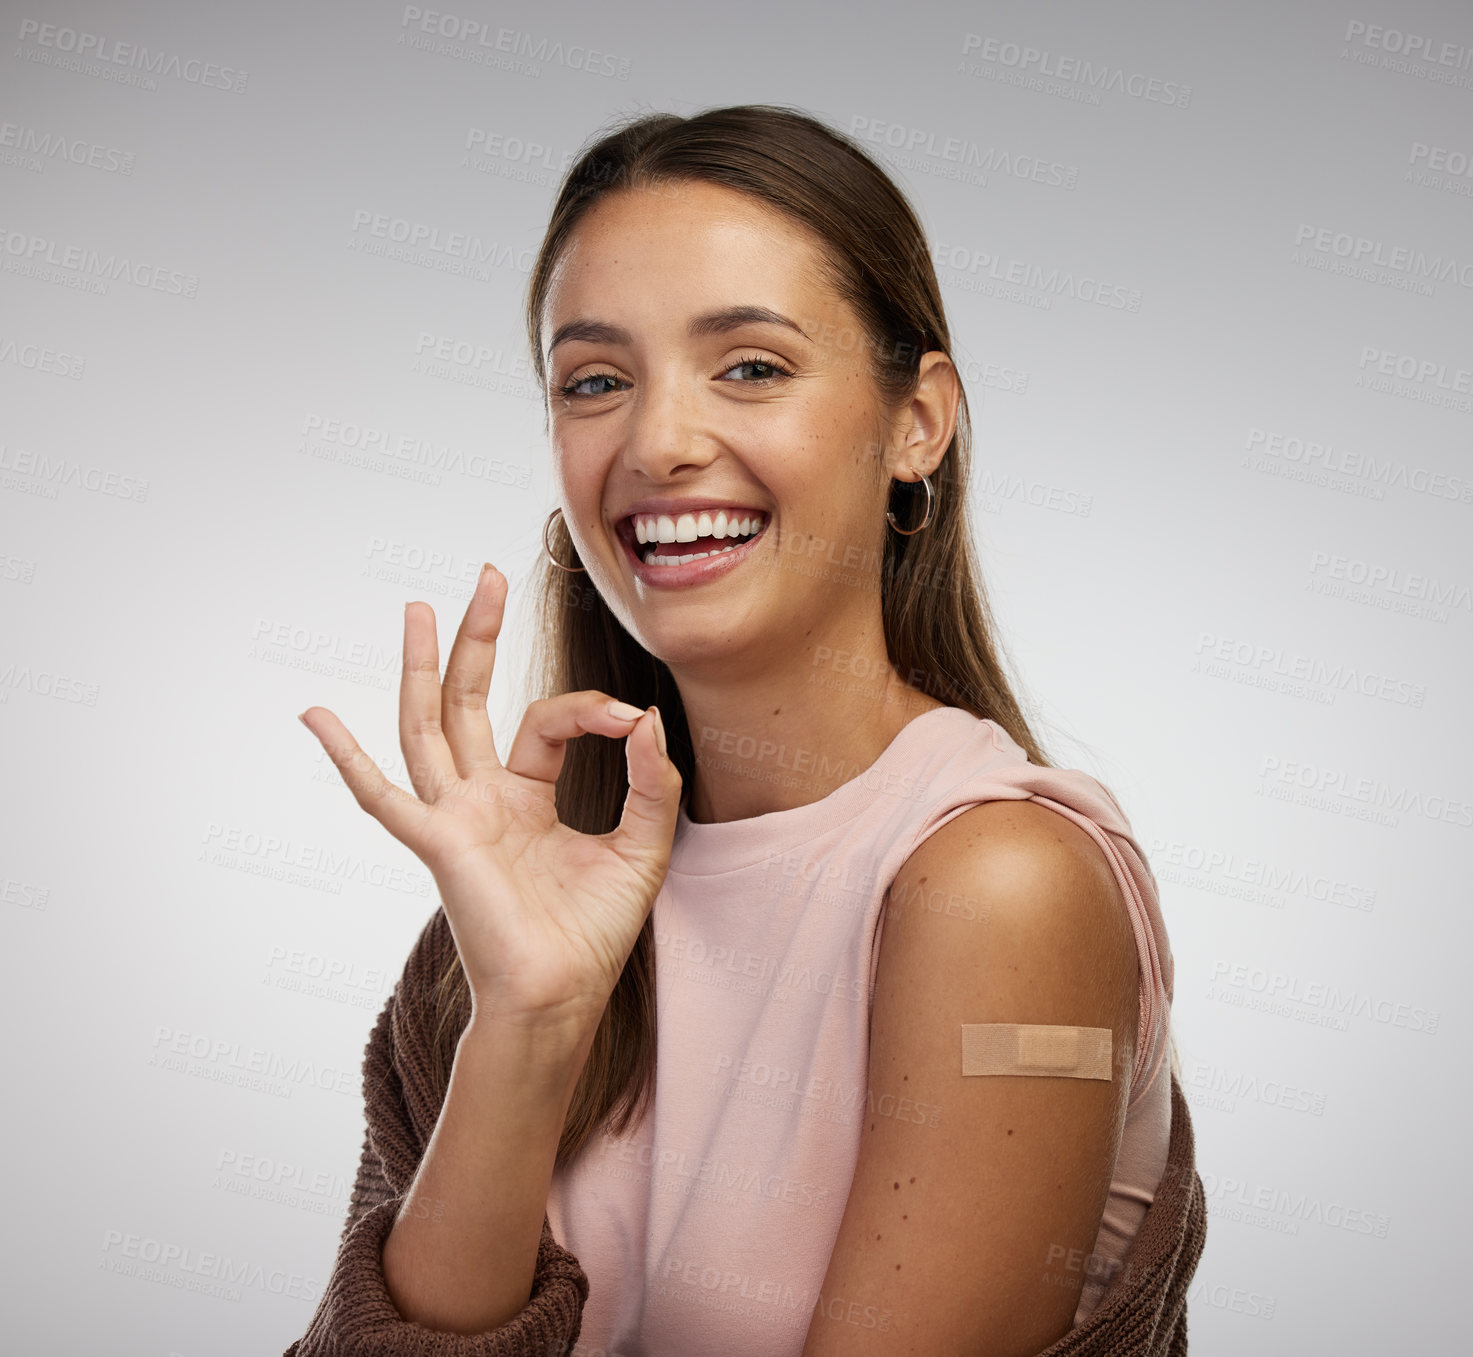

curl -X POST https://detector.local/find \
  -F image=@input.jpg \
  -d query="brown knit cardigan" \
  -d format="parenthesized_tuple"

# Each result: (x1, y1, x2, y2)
(285, 908, 1207, 1356)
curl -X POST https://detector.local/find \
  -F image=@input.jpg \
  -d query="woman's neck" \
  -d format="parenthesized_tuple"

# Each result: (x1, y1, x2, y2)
(676, 659, 947, 824)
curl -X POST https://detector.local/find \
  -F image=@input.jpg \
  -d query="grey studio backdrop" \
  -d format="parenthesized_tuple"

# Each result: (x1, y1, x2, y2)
(2, 1, 1468, 1352)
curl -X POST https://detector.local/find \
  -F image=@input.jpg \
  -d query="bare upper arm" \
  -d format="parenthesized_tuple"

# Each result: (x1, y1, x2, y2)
(801, 798, 1139, 1357)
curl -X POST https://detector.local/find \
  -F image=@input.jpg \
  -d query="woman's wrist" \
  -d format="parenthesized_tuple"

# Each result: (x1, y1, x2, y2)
(457, 1007, 600, 1097)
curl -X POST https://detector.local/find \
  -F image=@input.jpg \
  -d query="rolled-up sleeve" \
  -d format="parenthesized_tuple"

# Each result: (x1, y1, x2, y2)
(283, 911, 589, 1355)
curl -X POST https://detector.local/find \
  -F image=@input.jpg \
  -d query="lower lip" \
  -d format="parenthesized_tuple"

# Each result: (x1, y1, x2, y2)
(622, 524, 768, 589)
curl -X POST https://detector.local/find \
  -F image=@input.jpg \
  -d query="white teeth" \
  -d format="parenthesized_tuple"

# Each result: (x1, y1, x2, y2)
(646, 542, 743, 566)
(626, 509, 766, 568)
(629, 509, 764, 544)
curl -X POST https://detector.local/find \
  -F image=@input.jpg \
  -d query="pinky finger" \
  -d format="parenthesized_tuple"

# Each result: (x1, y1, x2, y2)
(298, 706, 429, 847)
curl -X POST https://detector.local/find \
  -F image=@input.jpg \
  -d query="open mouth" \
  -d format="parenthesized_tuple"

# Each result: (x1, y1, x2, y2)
(620, 510, 768, 568)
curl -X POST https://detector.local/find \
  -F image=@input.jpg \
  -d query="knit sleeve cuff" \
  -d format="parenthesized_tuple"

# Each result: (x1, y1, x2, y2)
(286, 1195, 587, 1357)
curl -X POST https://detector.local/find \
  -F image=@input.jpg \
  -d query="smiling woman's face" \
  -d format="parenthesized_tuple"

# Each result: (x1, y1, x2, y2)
(540, 178, 907, 677)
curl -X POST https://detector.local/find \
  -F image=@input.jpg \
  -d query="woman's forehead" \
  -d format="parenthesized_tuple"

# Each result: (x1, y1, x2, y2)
(544, 185, 846, 332)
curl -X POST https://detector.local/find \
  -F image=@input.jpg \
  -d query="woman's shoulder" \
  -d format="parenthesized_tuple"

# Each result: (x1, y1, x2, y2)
(898, 706, 1143, 853)
(888, 797, 1139, 1017)
(828, 797, 1142, 1350)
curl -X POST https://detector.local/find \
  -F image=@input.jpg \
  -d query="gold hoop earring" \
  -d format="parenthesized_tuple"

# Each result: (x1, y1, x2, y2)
(542, 507, 587, 573)
(886, 469, 935, 535)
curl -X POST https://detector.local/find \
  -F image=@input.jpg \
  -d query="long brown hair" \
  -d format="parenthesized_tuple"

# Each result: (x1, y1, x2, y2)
(431, 103, 1057, 1161)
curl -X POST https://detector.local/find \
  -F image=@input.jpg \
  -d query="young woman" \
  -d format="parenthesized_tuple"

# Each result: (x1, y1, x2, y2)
(288, 105, 1203, 1357)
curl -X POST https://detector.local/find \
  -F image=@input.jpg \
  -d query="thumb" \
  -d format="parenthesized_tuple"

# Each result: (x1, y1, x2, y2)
(609, 706, 682, 872)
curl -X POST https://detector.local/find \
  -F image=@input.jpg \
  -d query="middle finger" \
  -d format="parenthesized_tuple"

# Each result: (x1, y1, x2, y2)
(440, 563, 508, 779)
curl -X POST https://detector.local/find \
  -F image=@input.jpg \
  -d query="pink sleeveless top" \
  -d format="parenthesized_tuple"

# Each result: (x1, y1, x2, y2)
(546, 707, 1174, 1353)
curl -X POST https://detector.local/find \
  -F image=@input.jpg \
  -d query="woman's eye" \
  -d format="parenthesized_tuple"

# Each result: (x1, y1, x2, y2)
(559, 357, 792, 398)
(560, 372, 624, 397)
(720, 357, 793, 382)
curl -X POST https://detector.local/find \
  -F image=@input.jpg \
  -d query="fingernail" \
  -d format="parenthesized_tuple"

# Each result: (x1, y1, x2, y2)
(607, 699, 646, 720)
(650, 705, 667, 758)
(297, 710, 312, 729)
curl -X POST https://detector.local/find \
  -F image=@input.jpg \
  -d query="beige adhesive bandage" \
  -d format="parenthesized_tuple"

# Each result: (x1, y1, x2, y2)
(961, 1024, 1113, 1080)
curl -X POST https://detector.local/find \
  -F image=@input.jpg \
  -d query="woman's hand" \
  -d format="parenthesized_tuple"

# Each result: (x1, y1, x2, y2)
(297, 563, 682, 1034)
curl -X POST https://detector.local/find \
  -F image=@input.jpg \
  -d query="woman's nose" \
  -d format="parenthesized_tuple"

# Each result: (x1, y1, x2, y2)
(619, 373, 717, 481)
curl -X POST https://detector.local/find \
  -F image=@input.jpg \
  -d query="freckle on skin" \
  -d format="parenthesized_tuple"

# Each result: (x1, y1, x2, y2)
(893, 1182, 899, 1190)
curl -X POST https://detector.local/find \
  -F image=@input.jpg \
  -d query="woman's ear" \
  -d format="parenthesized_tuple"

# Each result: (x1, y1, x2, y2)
(883, 351, 960, 482)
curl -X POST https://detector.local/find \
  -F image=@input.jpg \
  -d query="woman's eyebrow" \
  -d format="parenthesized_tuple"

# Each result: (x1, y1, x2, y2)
(548, 305, 810, 356)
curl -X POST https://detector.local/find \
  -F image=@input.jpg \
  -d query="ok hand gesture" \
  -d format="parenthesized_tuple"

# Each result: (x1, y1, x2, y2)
(298, 565, 681, 1035)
